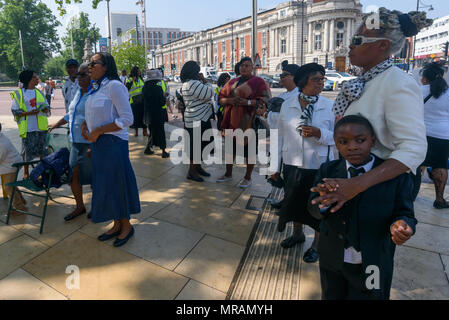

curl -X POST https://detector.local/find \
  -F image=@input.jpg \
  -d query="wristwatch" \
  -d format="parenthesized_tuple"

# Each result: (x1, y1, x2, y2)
(247, 99, 251, 106)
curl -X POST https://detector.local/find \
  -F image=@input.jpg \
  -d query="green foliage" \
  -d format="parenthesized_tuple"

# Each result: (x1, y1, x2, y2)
(55, 0, 103, 16)
(112, 40, 146, 74)
(0, 0, 61, 79)
(43, 55, 67, 79)
(62, 12, 100, 63)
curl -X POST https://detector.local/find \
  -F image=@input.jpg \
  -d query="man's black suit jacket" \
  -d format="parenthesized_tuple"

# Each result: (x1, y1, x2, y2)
(308, 155, 417, 299)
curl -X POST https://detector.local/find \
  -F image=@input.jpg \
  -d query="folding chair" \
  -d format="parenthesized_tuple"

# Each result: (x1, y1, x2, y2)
(4, 127, 73, 234)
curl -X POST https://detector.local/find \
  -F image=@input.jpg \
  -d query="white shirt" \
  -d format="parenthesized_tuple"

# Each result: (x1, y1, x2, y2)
(345, 67, 427, 173)
(267, 87, 299, 130)
(277, 95, 335, 171)
(344, 156, 375, 264)
(11, 89, 40, 132)
(119, 75, 128, 85)
(85, 78, 133, 141)
(421, 85, 449, 140)
(0, 132, 22, 175)
(182, 80, 214, 128)
(62, 78, 79, 113)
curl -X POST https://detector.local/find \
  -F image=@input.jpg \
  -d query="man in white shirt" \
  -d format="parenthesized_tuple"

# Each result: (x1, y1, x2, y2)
(119, 69, 128, 85)
(0, 123, 27, 212)
(62, 59, 80, 113)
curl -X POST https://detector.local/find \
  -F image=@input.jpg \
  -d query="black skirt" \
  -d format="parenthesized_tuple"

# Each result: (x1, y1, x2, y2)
(185, 120, 213, 162)
(130, 100, 146, 129)
(422, 136, 449, 169)
(277, 165, 320, 232)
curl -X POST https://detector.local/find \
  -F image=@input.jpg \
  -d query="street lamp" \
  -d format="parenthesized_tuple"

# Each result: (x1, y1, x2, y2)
(410, 0, 434, 68)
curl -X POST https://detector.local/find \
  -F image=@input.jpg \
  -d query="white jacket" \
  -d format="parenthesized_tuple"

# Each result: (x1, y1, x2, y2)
(345, 67, 427, 173)
(277, 95, 335, 171)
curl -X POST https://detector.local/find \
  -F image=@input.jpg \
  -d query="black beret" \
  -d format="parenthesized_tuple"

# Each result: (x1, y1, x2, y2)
(294, 63, 325, 85)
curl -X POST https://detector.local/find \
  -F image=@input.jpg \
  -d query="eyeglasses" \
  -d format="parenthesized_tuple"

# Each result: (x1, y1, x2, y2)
(88, 60, 104, 68)
(351, 35, 390, 46)
(280, 72, 292, 78)
(310, 76, 327, 83)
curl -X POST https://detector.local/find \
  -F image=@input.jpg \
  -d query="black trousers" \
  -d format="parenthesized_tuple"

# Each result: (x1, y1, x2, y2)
(320, 263, 383, 300)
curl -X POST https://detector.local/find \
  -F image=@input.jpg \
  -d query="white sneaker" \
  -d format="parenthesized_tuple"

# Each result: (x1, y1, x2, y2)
(238, 178, 252, 188)
(216, 175, 232, 183)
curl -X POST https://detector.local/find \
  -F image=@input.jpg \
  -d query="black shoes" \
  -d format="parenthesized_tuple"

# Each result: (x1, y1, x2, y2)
(113, 227, 135, 247)
(187, 174, 204, 182)
(303, 247, 319, 263)
(280, 233, 306, 248)
(98, 230, 121, 241)
(144, 148, 154, 155)
(64, 209, 86, 221)
(271, 199, 283, 210)
(197, 168, 211, 177)
(433, 200, 449, 209)
(162, 151, 169, 158)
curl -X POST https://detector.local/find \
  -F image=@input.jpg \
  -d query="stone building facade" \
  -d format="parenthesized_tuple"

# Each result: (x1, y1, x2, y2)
(154, 0, 363, 75)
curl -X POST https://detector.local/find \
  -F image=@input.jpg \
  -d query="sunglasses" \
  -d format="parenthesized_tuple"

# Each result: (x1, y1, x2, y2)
(351, 35, 390, 46)
(88, 60, 104, 68)
(310, 76, 327, 83)
(280, 72, 293, 78)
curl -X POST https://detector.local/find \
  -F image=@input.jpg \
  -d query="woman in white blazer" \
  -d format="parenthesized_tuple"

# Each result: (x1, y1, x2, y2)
(314, 7, 432, 212)
(276, 63, 335, 263)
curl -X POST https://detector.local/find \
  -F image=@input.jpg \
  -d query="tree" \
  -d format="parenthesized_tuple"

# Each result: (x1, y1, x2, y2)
(62, 12, 101, 63)
(55, 0, 103, 16)
(0, 0, 60, 79)
(112, 40, 146, 74)
(43, 55, 66, 79)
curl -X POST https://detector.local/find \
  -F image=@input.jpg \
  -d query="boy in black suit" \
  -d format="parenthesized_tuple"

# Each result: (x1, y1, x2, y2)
(308, 115, 417, 300)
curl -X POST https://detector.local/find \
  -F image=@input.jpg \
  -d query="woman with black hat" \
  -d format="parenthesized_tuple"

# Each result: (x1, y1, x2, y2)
(276, 63, 335, 263)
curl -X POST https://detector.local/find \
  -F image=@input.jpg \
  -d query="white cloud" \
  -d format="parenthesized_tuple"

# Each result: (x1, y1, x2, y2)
(364, 4, 379, 14)
(61, 4, 81, 29)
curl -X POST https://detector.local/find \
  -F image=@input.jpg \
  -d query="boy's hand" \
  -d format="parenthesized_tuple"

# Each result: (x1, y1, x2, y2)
(390, 220, 413, 245)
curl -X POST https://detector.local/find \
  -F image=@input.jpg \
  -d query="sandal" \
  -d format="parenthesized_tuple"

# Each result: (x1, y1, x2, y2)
(64, 208, 87, 221)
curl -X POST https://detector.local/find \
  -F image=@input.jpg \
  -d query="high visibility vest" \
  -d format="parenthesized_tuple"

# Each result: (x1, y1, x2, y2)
(128, 78, 144, 104)
(157, 80, 168, 109)
(215, 86, 223, 113)
(10, 89, 48, 138)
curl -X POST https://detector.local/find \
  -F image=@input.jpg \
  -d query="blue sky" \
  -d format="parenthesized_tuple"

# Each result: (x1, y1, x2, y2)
(42, 0, 449, 41)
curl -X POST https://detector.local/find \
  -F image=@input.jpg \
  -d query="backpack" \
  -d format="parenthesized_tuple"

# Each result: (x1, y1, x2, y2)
(30, 148, 71, 188)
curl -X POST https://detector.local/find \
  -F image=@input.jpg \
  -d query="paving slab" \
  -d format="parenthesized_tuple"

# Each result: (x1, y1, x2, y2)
(298, 226, 321, 300)
(175, 279, 227, 300)
(414, 197, 449, 228)
(404, 222, 449, 255)
(391, 245, 449, 300)
(23, 232, 189, 300)
(175, 235, 245, 293)
(153, 198, 257, 246)
(0, 234, 49, 280)
(0, 268, 67, 300)
(0, 220, 22, 246)
(441, 254, 449, 281)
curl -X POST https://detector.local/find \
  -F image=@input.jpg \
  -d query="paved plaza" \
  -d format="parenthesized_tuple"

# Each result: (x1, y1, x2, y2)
(0, 88, 448, 300)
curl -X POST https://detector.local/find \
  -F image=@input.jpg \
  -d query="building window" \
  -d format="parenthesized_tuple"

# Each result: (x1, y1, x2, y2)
(240, 37, 245, 49)
(167, 32, 171, 39)
(214, 43, 217, 54)
(262, 52, 266, 67)
(280, 10, 286, 17)
(149, 32, 152, 38)
(281, 39, 286, 54)
(315, 34, 322, 50)
(315, 23, 322, 31)
(117, 28, 122, 37)
(262, 32, 267, 46)
(313, 58, 318, 63)
(337, 21, 344, 30)
(336, 33, 344, 47)
(222, 41, 226, 51)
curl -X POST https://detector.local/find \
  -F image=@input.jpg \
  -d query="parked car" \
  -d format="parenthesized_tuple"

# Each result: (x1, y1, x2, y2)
(174, 75, 181, 83)
(322, 79, 335, 91)
(206, 75, 218, 84)
(54, 79, 63, 88)
(259, 74, 281, 88)
(272, 73, 281, 82)
(325, 71, 357, 88)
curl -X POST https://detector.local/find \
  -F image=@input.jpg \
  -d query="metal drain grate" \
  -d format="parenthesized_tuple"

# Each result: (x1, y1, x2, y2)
(227, 187, 308, 300)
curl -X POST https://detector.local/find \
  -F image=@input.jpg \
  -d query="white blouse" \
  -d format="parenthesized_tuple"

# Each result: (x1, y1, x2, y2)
(85, 78, 133, 141)
(277, 95, 335, 171)
(421, 85, 449, 140)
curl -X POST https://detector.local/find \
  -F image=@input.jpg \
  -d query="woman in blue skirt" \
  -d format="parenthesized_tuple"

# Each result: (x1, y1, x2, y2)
(81, 52, 140, 247)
